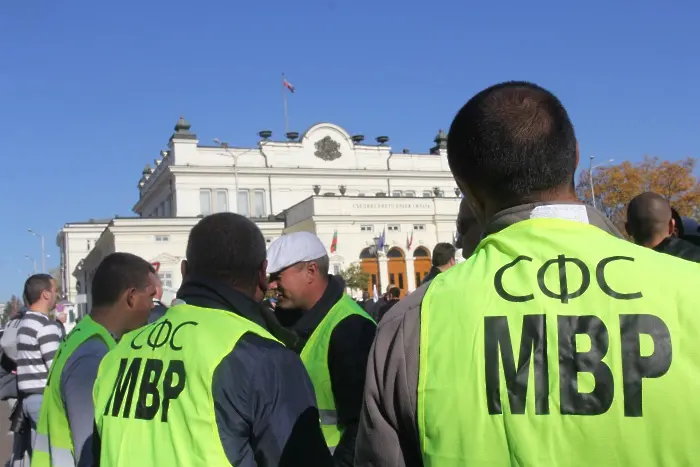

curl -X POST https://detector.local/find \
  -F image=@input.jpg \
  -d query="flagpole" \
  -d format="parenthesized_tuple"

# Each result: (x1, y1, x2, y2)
(282, 73, 289, 134)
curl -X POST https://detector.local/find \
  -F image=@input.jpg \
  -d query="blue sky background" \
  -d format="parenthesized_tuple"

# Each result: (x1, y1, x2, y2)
(1, 0, 698, 299)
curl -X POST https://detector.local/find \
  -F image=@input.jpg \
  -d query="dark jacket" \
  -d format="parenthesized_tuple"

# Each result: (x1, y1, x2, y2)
(147, 301, 168, 324)
(93, 275, 332, 467)
(653, 236, 700, 263)
(376, 299, 399, 323)
(279, 275, 377, 467)
(420, 266, 442, 285)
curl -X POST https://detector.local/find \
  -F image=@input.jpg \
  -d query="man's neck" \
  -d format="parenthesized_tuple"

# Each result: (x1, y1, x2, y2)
(642, 234, 670, 249)
(28, 305, 48, 315)
(90, 308, 125, 339)
(437, 264, 451, 272)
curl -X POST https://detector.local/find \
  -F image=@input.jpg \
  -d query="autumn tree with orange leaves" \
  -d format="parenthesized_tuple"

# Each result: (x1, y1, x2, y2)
(576, 157, 700, 232)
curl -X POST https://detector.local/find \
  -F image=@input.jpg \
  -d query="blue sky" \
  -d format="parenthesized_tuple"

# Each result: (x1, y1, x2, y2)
(1, 0, 698, 299)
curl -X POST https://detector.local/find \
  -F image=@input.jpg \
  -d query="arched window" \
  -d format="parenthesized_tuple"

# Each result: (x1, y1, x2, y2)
(359, 247, 375, 259)
(387, 247, 405, 258)
(413, 246, 430, 258)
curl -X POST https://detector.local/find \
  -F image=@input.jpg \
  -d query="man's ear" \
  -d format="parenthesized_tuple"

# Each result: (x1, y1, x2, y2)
(669, 218, 676, 236)
(259, 260, 269, 292)
(180, 260, 188, 278)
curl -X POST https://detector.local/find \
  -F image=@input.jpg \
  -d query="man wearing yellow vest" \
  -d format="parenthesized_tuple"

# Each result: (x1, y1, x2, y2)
(34, 252, 158, 467)
(92, 213, 332, 466)
(265, 232, 376, 467)
(356, 81, 700, 466)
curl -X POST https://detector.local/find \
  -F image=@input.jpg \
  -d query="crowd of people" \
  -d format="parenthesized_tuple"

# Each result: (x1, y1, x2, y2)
(2, 80, 699, 466)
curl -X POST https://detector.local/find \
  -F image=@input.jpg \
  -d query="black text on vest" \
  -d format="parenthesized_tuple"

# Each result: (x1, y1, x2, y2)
(484, 314, 672, 417)
(104, 358, 186, 422)
(493, 255, 643, 303)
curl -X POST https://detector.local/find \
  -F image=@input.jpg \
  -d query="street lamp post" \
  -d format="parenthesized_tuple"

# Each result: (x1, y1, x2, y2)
(370, 236, 388, 295)
(28, 229, 46, 273)
(24, 255, 37, 274)
(214, 139, 244, 214)
(588, 157, 615, 210)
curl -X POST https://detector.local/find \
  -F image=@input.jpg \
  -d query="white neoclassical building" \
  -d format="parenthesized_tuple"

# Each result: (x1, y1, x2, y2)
(57, 117, 462, 316)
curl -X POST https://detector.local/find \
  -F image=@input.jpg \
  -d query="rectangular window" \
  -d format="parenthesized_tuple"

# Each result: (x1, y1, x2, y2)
(413, 224, 426, 231)
(415, 272, 421, 286)
(371, 274, 377, 288)
(155, 235, 170, 242)
(422, 190, 432, 198)
(237, 190, 250, 217)
(398, 273, 404, 290)
(392, 190, 402, 197)
(405, 191, 416, 197)
(86, 240, 91, 251)
(215, 190, 228, 213)
(200, 190, 212, 215)
(360, 225, 374, 232)
(389, 273, 395, 286)
(165, 198, 171, 217)
(158, 272, 173, 288)
(333, 264, 341, 275)
(253, 190, 266, 218)
(388, 225, 400, 232)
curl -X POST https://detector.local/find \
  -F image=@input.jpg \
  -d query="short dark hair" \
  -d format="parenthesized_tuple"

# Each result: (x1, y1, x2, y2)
(432, 243, 456, 267)
(23, 274, 54, 306)
(186, 213, 266, 291)
(447, 81, 577, 204)
(91, 253, 156, 308)
(626, 192, 672, 245)
(388, 287, 401, 298)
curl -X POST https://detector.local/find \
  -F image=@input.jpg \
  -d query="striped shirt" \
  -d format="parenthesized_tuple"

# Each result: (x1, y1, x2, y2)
(16, 311, 63, 395)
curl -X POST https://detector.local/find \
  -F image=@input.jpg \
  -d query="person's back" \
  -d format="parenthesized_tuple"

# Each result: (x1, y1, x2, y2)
(93, 213, 331, 467)
(356, 81, 698, 467)
(422, 217, 700, 465)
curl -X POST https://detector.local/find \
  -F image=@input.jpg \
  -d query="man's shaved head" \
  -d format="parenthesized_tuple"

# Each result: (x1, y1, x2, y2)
(626, 192, 673, 246)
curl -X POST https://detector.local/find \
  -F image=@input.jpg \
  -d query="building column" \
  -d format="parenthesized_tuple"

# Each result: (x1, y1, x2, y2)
(405, 257, 416, 292)
(378, 256, 390, 293)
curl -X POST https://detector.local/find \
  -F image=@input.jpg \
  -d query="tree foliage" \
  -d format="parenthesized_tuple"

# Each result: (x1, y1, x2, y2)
(2, 295, 23, 326)
(576, 156, 700, 232)
(340, 263, 370, 291)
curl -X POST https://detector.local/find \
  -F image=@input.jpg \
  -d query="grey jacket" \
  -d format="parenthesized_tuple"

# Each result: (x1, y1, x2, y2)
(354, 203, 622, 467)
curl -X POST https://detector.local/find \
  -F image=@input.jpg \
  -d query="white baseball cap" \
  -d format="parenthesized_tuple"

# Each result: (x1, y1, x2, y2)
(267, 231, 328, 274)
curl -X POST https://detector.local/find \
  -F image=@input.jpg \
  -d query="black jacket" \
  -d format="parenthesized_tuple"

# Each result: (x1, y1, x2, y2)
(281, 276, 377, 467)
(654, 236, 700, 263)
(420, 266, 442, 285)
(93, 275, 332, 467)
(147, 301, 168, 324)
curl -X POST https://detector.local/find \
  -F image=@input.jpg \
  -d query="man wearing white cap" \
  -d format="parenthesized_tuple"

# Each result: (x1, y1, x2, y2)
(266, 231, 376, 467)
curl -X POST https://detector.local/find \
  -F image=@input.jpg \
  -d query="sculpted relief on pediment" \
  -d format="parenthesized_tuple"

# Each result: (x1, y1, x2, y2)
(314, 136, 342, 162)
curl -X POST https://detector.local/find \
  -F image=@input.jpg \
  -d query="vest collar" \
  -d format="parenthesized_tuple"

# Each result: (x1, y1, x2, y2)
(176, 275, 268, 329)
(484, 202, 624, 239)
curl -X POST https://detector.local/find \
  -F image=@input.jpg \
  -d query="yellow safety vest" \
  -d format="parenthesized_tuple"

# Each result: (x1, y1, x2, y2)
(34, 316, 116, 467)
(93, 304, 279, 466)
(300, 294, 375, 451)
(418, 218, 700, 466)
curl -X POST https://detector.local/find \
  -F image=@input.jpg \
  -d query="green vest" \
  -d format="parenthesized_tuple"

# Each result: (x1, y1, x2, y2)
(34, 316, 116, 467)
(418, 218, 700, 466)
(300, 294, 375, 450)
(93, 304, 279, 466)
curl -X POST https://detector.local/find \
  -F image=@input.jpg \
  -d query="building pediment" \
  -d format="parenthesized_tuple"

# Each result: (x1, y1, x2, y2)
(149, 253, 182, 265)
